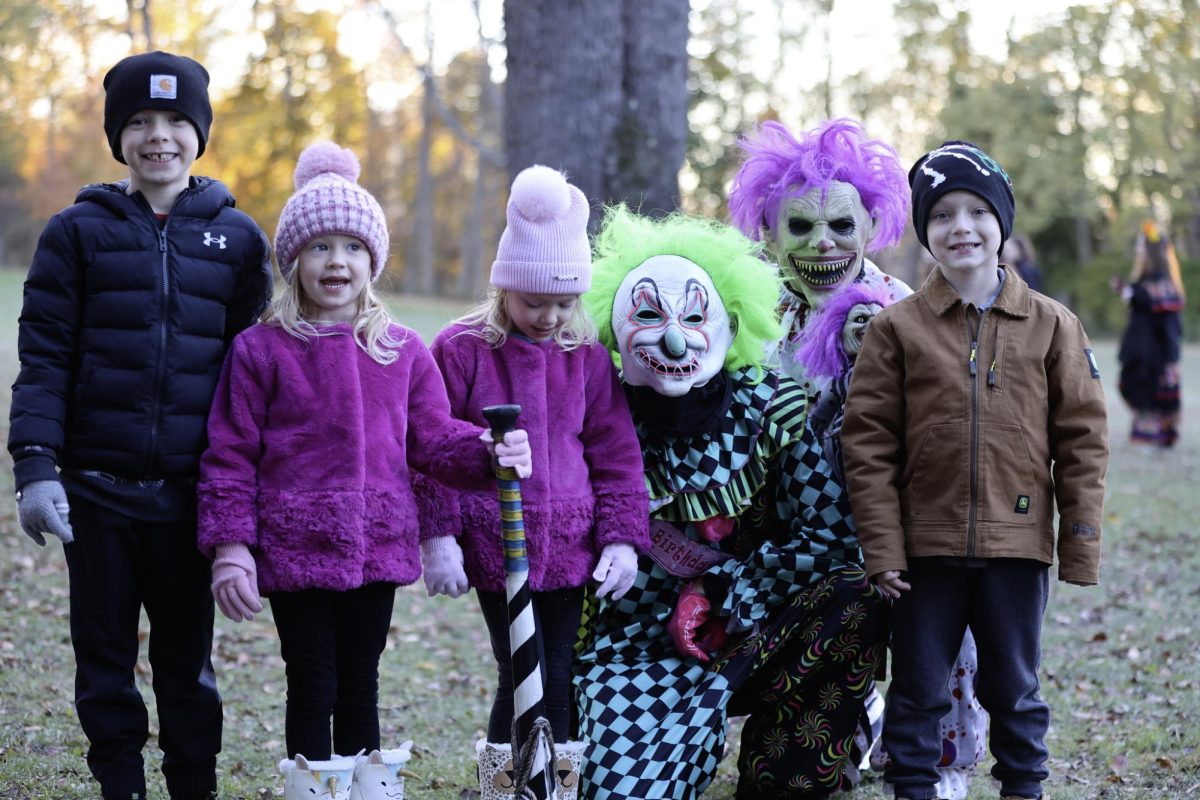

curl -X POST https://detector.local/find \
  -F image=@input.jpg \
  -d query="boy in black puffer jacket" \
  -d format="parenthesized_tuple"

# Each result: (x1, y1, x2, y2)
(8, 51, 272, 800)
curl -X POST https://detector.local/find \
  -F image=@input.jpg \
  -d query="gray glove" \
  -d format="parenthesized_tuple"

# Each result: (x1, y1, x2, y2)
(16, 480, 74, 546)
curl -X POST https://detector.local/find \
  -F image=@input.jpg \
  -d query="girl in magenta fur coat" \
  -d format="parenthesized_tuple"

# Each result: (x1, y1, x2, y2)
(195, 141, 531, 765)
(419, 166, 650, 758)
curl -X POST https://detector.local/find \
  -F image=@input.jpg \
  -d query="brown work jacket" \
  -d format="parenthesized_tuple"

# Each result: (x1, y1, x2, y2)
(842, 264, 1108, 586)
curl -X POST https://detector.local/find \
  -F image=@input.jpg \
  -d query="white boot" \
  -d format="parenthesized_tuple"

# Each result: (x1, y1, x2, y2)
(553, 741, 585, 800)
(279, 754, 356, 800)
(350, 743, 415, 800)
(477, 739, 584, 800)
(476, 740, 517, 800)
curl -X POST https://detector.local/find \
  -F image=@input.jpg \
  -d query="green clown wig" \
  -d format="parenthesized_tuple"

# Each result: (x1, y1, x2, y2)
(585, 205, 783, 373)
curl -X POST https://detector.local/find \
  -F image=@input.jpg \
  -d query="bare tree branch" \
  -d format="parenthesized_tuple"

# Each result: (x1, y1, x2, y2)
(363, 0, 505, 169)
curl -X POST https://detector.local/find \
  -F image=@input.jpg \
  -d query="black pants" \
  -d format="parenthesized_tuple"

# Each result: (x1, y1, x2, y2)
(63, 495, 220, 800)
(477, 586, 584, 744)
(884, 558, 1050, 800)
(270, 582, 396, 759)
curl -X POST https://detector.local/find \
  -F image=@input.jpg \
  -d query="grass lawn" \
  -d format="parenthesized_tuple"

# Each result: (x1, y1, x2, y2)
(0, 267, 1196, 799)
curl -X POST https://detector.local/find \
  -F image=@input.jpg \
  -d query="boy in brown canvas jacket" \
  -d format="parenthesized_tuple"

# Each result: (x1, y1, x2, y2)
(841, 141, 1108, 800)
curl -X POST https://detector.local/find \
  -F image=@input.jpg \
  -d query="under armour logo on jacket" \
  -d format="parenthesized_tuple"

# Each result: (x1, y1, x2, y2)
(203, 232, 227, 249)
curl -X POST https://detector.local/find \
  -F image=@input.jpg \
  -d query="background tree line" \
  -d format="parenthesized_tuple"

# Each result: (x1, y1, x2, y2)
(0, 0, 1196, 337)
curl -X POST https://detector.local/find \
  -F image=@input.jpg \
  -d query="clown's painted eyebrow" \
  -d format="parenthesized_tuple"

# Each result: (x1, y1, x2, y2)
(630, 277, 661, 305)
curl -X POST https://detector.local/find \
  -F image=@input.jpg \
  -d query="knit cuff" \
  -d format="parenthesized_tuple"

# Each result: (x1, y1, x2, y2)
(12, 452, 58, 491)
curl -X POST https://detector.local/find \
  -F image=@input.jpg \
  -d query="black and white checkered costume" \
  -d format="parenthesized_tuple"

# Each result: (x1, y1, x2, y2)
(575, 369, 888, 799)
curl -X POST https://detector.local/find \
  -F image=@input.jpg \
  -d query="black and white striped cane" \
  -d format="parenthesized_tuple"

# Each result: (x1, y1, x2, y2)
(482, 404, 558, 800)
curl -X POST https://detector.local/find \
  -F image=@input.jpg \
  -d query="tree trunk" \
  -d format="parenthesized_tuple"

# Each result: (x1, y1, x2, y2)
(459, 40, 504, 298)
(408, 72, 436, 295)
(504, 0, 688, 224)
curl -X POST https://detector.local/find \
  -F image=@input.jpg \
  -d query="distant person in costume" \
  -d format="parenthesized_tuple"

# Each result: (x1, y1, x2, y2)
(575, 207, 887, 799)
(1113, 220, 1185, 446)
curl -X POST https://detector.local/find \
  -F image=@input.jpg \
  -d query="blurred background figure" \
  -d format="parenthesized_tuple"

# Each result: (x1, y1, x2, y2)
(1112, 220, 1186, 447)
(1002, 233, 1043, 293)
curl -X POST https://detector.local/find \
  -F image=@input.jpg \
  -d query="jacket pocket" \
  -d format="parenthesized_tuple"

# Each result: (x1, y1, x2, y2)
(902, 423, 968, 522)
(978, 424, 1038, 525)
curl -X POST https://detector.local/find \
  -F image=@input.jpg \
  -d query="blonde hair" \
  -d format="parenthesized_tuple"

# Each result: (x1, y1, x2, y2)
(262, 258, 408, 364)
(454, 287, 597, 351)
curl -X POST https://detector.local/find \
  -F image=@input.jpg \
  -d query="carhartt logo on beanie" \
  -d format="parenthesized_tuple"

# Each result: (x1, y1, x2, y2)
(103, 51, 212, 164)
(273, 141, 390, 282)
(491, 165, 592, 295)
(909, 140, 1015, 254)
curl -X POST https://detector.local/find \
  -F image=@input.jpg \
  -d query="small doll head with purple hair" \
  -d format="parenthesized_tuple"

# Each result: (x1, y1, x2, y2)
(728, 118, 909, 308)
(794, 281, 895, 380)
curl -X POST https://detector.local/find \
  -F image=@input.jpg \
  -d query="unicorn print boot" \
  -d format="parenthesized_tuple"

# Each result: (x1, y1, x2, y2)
(280, 754, 355, 800)
(350, 743, 415, 800)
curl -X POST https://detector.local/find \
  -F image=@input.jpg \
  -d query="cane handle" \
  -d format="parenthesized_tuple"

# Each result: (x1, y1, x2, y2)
(482, 403, 522, 437)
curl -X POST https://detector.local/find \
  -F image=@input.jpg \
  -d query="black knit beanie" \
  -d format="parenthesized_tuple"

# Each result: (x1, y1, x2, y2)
(103, 51, 212, 164)
(908, 140, 1015, 254)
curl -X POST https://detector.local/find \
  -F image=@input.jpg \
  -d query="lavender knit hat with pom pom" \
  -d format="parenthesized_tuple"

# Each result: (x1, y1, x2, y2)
(274, 141, 390, 281)
(490, 165, 592, 294)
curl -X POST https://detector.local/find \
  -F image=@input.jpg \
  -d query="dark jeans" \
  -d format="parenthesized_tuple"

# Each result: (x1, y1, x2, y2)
(270, 582, 396, 759)
(63, 495, 220, 800)
(884, 558, 1050, 800)
(477, 586, 584, 744)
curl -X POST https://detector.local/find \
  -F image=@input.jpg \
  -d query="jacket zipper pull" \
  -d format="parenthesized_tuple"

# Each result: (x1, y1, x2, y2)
(969, 341, 978, 377)
(158, 229, 167, 253)
(987, 359, 996, 388)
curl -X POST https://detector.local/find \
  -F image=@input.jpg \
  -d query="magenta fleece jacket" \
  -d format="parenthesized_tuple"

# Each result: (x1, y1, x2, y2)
(427, 323, 650, 592)
(197, 322, 492, 593)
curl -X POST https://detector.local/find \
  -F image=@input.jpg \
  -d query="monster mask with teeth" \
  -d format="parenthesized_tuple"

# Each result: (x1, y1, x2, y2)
(771, 181, 873, 305)
(729, 119, 909, 312)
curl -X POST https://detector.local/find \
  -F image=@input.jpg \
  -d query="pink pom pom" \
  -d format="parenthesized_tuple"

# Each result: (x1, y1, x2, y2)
(294, 141, 361, 189)
(509, 165, 571, 222)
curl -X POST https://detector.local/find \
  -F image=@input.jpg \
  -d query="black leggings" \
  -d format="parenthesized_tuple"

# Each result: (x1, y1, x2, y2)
(63, 495, 220, 800)
(476, 586, 585, 744)
(270, 582, 396, 759)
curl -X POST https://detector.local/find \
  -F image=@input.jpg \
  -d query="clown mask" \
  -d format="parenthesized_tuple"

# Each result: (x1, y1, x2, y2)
(769, 180, 874, 308)
(612, 255, 733, 397)
(841, 301, 883, 360)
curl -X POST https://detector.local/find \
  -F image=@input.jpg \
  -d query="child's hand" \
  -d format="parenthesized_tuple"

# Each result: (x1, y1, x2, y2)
(593, 543, 639, 601)
(211, 543, 262, 622)
(420, 535, 469, 598)
(873, 570, 911, 599)
(16, 480, 74, 546)
(481, 429, 533, 479)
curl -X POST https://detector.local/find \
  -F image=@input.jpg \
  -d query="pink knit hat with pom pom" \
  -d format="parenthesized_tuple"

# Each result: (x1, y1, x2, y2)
(274, 141, 390, 281)
(490, 165, 592, 294)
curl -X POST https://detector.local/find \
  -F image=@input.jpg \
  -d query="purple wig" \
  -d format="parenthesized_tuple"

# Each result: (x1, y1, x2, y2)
(794, 281, 895, 379)
(728, 118, 909, 253)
